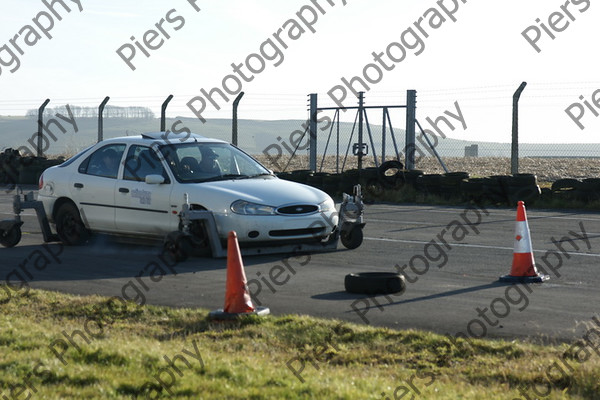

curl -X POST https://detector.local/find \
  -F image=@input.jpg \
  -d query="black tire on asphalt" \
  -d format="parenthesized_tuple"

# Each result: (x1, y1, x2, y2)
(0, 226, 21, 248)
(56, 202, 89, 245)
(163, 231, 192, 262)
(344, 272, 406, 295)
(340, 225, 363, 250)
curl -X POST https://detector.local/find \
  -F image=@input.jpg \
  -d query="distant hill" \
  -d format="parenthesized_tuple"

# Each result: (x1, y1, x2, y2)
(1, 115, 599, 159)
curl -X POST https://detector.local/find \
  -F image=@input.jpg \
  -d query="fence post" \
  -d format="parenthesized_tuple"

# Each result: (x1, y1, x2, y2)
(37, 99, 50, 157)
(232, 92, 245, 146)
(98, 96, 110, 143)
(405, 90, 416, 170)
(161, 94, 174, 132)
(309, 93, 318, 172)
(358, 91, 364, 172)
(511, 82, 527, 174)
(382, 107, 387, 163)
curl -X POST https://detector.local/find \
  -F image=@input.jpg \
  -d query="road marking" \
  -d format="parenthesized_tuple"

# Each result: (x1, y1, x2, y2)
(367, 205, 600, 222)
(365, 236, 600, 257)
(368, 218, 438, 226)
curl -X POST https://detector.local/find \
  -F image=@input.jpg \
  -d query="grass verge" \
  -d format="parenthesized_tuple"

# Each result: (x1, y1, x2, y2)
(0, 287, 598, 399)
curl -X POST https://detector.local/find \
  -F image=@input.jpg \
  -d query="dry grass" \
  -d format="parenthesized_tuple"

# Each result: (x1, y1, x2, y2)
(47, 151, 600, 185)
(2, 287, 599, 399)
(254, 155, 600, 183)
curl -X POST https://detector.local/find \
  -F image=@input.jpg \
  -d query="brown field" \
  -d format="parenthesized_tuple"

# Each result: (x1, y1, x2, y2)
(254, 155, 600, 183)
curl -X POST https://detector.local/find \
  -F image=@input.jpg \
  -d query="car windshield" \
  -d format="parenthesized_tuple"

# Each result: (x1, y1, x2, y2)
(158, 142, 271, 183)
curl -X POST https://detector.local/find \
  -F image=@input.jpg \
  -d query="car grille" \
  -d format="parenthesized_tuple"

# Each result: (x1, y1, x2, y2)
(269, 227, 326, 237)
(277, 204, 318, 215)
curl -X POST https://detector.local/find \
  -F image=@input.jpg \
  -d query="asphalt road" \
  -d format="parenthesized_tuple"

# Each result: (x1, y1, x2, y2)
(1, 187, 599, 343)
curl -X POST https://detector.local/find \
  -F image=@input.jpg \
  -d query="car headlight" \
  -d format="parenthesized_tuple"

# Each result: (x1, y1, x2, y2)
(231, 200, 277, 215)
(319, 198, 335, 213)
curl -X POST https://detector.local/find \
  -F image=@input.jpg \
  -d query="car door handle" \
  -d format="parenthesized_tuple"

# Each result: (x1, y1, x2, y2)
(118, 187, 129, 193)
(74, 183, 84, 188)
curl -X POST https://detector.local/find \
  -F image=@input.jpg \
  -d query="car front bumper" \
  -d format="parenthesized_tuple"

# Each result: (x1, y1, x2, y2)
(213, 211, 339, 244)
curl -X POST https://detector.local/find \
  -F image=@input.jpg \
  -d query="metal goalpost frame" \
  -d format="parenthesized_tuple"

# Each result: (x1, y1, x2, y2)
(309, 90, 417, 172)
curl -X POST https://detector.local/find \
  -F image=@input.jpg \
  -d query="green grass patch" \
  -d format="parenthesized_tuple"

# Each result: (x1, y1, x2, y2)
(0, 287, 598, 399)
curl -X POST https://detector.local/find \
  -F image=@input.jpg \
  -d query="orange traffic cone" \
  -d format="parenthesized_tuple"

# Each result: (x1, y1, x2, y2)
(209, 231, 270, 319)
(499, 201, 549, 283)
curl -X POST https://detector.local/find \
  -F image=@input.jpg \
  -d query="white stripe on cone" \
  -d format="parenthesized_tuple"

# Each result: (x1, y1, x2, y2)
(513, 220, 533, 254)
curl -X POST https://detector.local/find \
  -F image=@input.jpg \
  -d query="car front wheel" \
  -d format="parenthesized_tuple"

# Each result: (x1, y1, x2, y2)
(56, 202, 89, 245)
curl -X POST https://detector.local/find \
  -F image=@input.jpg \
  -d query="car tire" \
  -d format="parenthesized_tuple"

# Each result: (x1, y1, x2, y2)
(344, 272, 406, 295)
(0, 225, 21, 248)
(512, 173, 538, 186)
(56, 202, 89, 245)
(189, 222, 212, 258)
(378, 160, 404, 188)
(551, 178, 581, 192)
(340, 225, 363, 250)
(163, 231, 192, 262)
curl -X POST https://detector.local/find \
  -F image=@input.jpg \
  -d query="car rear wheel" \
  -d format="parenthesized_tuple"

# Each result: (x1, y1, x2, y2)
(56, 203, 89, 245)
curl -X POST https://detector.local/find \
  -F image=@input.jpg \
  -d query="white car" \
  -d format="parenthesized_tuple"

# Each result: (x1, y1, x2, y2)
(38, 132, 341, 255)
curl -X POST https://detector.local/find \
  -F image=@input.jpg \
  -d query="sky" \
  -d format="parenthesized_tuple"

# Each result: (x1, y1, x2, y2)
(0, 0, 598, 144)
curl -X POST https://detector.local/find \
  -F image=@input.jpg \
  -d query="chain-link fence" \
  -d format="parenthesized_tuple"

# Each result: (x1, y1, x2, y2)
(2, 88, 600, 185)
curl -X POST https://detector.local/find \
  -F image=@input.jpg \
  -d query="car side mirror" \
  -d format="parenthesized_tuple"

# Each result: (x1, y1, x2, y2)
(145, 174, 165, 184)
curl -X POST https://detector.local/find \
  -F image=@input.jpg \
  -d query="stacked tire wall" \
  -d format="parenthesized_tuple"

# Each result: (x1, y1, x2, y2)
(0, 149, 63, 185)
(277, 164, 552, 206)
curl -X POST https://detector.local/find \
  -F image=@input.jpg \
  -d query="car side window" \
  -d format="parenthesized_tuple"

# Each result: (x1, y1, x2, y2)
(79, 144, 126, 179)
(123, 145, 169, 182)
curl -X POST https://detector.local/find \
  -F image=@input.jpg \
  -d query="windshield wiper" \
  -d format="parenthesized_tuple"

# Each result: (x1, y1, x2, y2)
(202, 174, 249, 182)
(248, 172, 274, 178)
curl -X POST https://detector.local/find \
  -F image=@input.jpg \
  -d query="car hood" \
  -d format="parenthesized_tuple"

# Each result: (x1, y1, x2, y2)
(180, 177, 330, 209)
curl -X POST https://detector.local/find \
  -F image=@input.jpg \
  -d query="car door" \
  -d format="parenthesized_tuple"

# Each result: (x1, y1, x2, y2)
(69, 143, 126, 232)
(114, 145, 176, 235)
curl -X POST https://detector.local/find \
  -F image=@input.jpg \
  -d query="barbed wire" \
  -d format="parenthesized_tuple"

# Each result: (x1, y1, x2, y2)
(1, 82, 599, 116)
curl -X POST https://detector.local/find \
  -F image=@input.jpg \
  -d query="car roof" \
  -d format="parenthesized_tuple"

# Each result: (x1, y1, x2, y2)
(99, 132, 229, 145)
